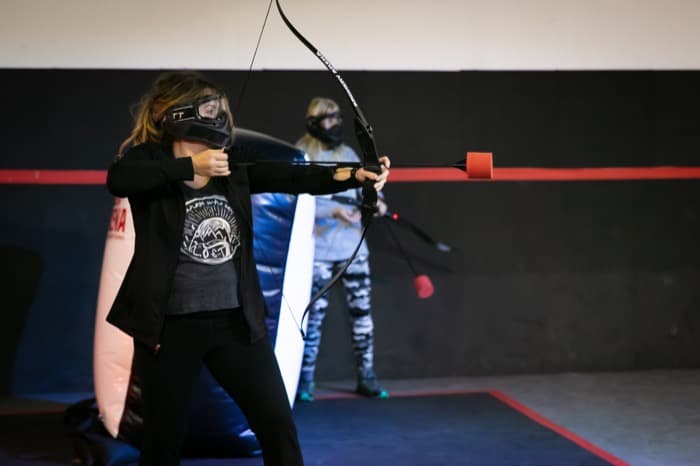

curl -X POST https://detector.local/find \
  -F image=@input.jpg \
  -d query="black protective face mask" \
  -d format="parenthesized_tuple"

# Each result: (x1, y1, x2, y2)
(163, 94, 233, 148)
(305, 113, 343, 149)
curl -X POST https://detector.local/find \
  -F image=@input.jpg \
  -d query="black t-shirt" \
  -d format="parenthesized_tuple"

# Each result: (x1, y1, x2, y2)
(166, 180, 240, 314)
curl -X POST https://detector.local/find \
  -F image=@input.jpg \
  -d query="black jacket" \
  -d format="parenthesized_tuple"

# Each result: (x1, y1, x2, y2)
(106, 142, 359, 348)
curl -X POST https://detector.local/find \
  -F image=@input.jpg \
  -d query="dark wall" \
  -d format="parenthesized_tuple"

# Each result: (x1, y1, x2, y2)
(0, 69, 698, 394)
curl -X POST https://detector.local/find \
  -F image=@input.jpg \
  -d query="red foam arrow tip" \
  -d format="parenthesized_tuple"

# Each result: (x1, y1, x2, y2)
(466, 152, 494, 179)
(413, 274, 434, 299)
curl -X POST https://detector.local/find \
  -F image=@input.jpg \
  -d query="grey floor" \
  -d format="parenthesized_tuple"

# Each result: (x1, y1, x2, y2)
(2, 369, 698, 466)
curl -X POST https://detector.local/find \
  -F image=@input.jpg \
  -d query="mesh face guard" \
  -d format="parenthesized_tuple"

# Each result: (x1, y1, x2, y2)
(163, 94, 233, 148)
(305, 111, 343, 148)
(305, 111, 342, 129)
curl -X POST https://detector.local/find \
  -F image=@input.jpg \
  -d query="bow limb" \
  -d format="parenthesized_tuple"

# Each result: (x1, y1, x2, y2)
(275, 0, 382, 331)
(274, 0, 381, 224)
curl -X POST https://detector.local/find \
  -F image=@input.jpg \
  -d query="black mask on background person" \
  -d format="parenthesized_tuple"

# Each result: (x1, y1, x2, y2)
(306, 112, 343, 149)
(163, 94, 233, 149)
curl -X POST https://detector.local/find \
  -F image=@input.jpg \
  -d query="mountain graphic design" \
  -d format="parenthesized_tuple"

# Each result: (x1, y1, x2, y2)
(181, 195, 240, 265)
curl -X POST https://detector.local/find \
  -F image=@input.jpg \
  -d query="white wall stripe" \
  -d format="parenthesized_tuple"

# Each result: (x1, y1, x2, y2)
(1, 0, 699, 70)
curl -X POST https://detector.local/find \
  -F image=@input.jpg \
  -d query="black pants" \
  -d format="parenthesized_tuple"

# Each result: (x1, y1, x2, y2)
(133, 309, 303, 466)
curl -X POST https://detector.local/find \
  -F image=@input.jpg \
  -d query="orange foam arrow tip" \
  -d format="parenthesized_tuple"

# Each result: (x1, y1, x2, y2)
(466, 152, 493, 179)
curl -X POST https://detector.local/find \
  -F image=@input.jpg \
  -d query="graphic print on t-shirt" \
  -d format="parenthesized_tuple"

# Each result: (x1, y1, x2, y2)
(181, 194, 240, 264)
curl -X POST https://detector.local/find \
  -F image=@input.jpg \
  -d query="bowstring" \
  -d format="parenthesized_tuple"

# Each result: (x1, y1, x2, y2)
(234, 0, 274, 117)
(235, 0, 309, 337)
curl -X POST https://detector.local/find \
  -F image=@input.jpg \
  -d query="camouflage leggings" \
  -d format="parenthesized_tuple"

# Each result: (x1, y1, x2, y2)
(300, 254, 375, 384)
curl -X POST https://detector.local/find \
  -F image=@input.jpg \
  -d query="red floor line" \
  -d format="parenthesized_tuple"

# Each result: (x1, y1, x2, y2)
(314, 387, 629, 466)
(2, 166, 700, 185)
(311, 387, 488, 401)
(488, 390, 631, 466)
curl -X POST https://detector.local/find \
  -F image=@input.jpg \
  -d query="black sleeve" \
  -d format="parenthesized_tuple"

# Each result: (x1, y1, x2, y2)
(106, 143, 194, 197)
(248, 162, 360, 195)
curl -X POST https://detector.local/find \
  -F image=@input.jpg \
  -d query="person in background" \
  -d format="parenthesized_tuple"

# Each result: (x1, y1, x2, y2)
(106, 72, 390, 466)
(295, 96, 390, 402)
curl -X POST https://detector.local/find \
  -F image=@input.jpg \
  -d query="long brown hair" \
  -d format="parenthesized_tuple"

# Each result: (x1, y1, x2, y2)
(118, 71, 234, 156)
(296, 97, 345, 161)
